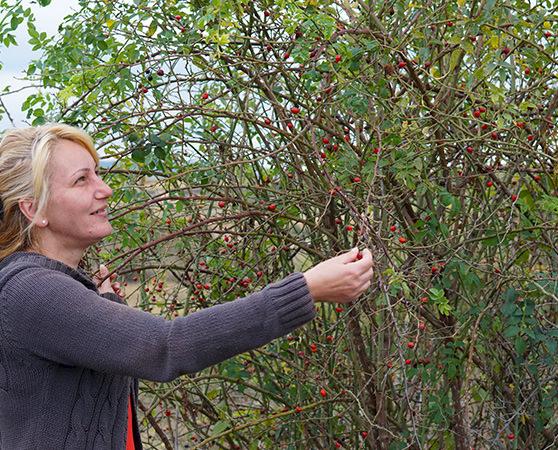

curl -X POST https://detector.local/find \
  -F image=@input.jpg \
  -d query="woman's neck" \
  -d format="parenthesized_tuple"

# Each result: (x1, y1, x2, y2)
(25, 245, 84, 269)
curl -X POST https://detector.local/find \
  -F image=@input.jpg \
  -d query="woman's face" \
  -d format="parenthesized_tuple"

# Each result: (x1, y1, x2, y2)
(42, 139, 113, 251)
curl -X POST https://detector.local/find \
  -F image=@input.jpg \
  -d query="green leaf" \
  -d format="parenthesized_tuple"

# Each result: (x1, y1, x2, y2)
(537, 195, 558, 215)
(501, 302, 518, 317)
(502, 288, 517, 303)
(504, 325, 520, 338)
(211, 420, 230, 436)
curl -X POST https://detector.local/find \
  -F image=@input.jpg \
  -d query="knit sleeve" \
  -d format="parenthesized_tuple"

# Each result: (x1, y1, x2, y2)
(99, 291, 125, 304)
(0, 268, 315, 382)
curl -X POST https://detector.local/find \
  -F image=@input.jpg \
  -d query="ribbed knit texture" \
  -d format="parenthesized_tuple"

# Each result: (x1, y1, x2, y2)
(0, 251, 315, 450)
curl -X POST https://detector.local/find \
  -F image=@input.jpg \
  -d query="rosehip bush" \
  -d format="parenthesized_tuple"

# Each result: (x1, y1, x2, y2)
(2, 0, 557, 449)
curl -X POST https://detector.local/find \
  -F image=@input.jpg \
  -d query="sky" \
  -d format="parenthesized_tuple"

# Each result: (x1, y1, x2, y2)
(0, 0, 78, 130)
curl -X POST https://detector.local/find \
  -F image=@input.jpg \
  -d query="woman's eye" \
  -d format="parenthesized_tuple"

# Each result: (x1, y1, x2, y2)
(76, 176, 86, 183)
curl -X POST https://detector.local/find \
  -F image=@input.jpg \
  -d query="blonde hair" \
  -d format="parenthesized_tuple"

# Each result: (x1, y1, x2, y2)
(0, 123, 98, 259)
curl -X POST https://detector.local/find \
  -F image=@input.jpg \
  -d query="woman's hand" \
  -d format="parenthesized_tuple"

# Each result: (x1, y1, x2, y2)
(93, 264, 123, 298)
(303, 248, 373, 303)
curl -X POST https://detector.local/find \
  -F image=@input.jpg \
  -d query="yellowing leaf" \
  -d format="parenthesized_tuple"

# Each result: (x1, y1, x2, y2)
(457, 0, 466, 7)
(449, 49, 462, 72)
(57, 85, 75, 105)
(543, 21, 551, 29)
(488, 35, 499, 49)
(215, 33, 230, 46)
(106, 19, 115, 29)
(147, 20, 157, 37)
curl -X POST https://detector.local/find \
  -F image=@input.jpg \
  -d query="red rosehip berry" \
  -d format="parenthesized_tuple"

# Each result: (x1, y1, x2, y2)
(290, 106, 300, 114)
(407, 341, 415, 349)
(320, 388, 327, 397)
(267, 203, 277, 212)
(405, 358, 412, 365)
(398, 236, 407, 244)
(218, 200, 226, 208)
(322, 137, 330, 144)
(335, 54, 342, 63)
(201, 92, 209, 100)
(511, 194, 518, 202)
(486, 180, 493, 187)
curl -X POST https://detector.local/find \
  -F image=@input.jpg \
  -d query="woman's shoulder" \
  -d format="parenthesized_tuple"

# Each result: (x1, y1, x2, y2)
(0, 251, 91, 295)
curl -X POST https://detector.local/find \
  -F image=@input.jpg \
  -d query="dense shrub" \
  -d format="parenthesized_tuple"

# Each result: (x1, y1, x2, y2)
(2, 0, 557, 448)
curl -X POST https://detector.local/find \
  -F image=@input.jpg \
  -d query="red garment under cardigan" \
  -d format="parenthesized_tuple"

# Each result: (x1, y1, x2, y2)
(126, 394, 135, 450)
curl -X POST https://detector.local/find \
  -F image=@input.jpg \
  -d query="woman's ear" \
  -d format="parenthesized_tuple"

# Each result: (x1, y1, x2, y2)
(18, 198, 46, 227)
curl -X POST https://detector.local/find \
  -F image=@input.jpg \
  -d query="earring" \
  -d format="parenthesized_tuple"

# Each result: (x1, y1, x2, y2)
(41, 220, 47, 225)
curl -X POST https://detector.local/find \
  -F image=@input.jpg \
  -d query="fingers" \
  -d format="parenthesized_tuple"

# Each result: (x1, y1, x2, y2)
(336, 247, 360, 264)
(111, 282, 123, 297)
(355, 249, 373, 267)
(360, 267, 373, 283)
(99, 264, 109, 276)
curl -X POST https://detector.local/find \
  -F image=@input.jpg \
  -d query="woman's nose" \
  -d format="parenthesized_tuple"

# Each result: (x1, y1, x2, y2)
(96, 176, 113, 198)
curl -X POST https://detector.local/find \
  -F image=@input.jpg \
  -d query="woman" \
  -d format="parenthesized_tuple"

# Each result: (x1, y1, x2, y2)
(0, 123, 373, 449)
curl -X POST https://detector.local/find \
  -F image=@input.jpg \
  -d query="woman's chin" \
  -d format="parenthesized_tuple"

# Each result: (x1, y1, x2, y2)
(91, 224, 113, 244)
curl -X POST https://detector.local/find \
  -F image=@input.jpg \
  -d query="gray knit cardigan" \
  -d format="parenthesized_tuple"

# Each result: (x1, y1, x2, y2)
(0, 252, 315, 449)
